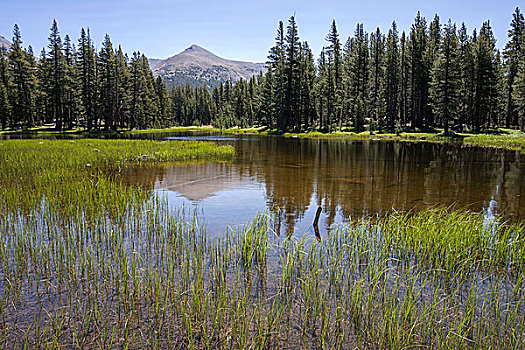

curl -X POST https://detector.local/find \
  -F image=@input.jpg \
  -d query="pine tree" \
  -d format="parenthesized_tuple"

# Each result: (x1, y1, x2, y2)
(0, 46, 11, 129)
(457, 23, 474, 131)
(325, 20, 343, 129)
(299, 41, 316, 130)
(283, 15, 301, 131)
(155, 75, 170, 127)
(129, 52, 144, 130)
(142, 54, 159, 128)
(115, 46, 131, 128)
(425, 15, 441, 127)
(45, 20, 67, 130)
(267, 21, 286, 130)
(472, 21, 499, 131)
(369, 27, 386, 131)
(399, 31, 410, 127)
(8, 24, 37, 129)
(430, 20, 461, 135)
(514, 54, 525, 130)
(385, 22, 400, 130)
(0, 46, 10, 129)
(408, 12, 429, 129)
(317, 48, 328, 130)
(63, 35, 81, 129)
(77, 28, 98, 130)
(248, 75, 260, 126)
(0, 82, 9, 130)
(343, 23, 369, 131)
(504, 7, 525, 127)
(98, 34, 117, 130)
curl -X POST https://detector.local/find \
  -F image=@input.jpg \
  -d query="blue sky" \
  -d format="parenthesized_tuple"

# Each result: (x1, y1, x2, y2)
(0, 0, 522, 62)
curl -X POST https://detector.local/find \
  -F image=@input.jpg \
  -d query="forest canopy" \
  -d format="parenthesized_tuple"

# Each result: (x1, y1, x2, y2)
(1, 8, 525, 133)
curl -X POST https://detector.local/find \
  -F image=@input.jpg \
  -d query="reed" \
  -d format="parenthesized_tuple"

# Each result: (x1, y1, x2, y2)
(0, 139, 524, 349)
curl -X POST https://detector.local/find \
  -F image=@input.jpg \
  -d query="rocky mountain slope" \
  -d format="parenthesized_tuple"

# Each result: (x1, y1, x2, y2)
(149, 45, 265, 89)
(0, 35, 11, 49)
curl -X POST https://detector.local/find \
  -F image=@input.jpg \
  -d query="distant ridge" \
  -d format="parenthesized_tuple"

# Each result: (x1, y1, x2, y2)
(149, 44, 265, 89)
(0, 35, 11, 49)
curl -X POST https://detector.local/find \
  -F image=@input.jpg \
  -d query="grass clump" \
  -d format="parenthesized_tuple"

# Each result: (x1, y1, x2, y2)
(0, 139, 234, 214)
(223, 126, 525, 153)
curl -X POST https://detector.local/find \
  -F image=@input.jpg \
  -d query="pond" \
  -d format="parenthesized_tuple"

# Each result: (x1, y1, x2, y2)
(117, 132, 525, 236)
(2, 131, 525, 348)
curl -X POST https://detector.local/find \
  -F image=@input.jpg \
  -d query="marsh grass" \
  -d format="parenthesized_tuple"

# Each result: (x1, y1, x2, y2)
(1, 202, 524, 349)
(0, 138, 524, 349)
(223, 126, 525, 153)
(0, 139, 233, 213)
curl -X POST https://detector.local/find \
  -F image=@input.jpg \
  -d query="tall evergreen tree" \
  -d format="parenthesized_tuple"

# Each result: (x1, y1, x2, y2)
(344, 23, 369, 131)
(283, 15, 301, 131)
(45, 20, 67, 130)
(369, 27, 386, 131)
(98, 34, 117, 130)
(457, 23, 474, 130)
(8, 24, 37, 129)
(408, 12, 429, 129)
(504, 7, 525, 127)
(115, 46, 131, 128)
(425, 15, 441, 127)
(317, 49, 329, 129)
(430, 20, 461, 135)
(325, 20, 343, 129)
(267, 21, 286, 130)
(155, 75, 170, 127)
(0, 47, 11, 130)
(385, 22, 400, 130)
(472, 21, 498, 131)
(63, 35, 81, 129)
(260, 68, 275, 128)
(77, 28, 98, 130)
(299, 41, 316, 130)
(399, 31, 410, 127)
(514, 51, 525, 130)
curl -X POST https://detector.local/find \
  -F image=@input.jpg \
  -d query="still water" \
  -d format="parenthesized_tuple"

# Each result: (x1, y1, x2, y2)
(118, 133, 525, 236)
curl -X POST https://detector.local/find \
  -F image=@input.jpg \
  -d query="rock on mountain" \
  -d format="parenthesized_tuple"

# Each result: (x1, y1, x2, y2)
(149, 45, 265, 89)
(0, 35, 11, 49)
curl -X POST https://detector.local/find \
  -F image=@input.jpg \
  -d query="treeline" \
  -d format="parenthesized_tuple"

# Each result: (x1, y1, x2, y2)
(211, 9, 525, 133)
(0, 20, 170, 131)
(1, 9, 525, 133)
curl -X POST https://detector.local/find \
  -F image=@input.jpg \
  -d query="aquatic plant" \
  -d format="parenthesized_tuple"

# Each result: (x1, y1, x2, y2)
(0, 139, 524, 348)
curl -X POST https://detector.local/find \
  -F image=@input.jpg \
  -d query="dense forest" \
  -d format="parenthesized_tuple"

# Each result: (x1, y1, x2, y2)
(1, 8, 525, 133)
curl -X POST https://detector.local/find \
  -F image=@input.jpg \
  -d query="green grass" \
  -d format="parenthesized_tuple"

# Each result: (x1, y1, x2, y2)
(0, 202, 524, 348)
(4, 124, 524, 153)
(0, 139, 234, 214)
(128, 125, 219, 134)
(1, 137, 525, 348)
(224, 126, 525, 153)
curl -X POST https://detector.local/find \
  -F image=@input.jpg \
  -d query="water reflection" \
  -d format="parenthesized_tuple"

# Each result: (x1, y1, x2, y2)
(119, 134, 525, 237)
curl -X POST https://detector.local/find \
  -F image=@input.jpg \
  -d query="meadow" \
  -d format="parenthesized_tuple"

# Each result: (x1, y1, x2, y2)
(0, 138, 524, 349)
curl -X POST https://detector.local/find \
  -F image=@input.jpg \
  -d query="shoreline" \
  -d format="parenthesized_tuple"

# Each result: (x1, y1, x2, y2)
(2, 124, 524, 153)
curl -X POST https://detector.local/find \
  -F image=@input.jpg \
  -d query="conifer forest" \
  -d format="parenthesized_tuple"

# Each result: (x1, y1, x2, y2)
(2, 8, 525, 134)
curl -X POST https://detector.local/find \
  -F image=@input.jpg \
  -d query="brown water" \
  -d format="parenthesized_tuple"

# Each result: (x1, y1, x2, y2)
(118, 133, 525, 236)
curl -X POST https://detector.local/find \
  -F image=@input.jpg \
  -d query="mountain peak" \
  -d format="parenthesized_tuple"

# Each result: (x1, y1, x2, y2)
(181, 44, 218, 59)
(185, 44, 206, 52)
(150, 45, 266, 89)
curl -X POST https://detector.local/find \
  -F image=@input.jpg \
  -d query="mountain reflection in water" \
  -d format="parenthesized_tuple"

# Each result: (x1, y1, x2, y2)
(119, 134, 525, 237)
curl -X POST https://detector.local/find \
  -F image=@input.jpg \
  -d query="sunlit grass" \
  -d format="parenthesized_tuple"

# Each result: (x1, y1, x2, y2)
(0, 139, 234, 214)
(0, 203, 524, 348)
(0, 138, 524, 348)
(223, 126, 525, 153)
